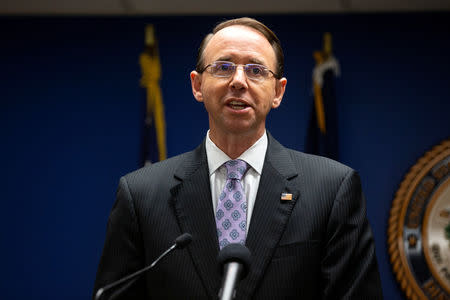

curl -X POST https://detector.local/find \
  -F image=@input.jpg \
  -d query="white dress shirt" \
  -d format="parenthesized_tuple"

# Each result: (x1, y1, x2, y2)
(205, 130, 268, 232)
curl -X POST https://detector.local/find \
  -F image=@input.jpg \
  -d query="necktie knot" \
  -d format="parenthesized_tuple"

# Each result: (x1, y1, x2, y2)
(225, 159, 248, 181)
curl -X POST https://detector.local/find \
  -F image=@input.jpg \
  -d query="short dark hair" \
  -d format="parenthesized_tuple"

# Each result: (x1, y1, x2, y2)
(195, 17, 284, 79)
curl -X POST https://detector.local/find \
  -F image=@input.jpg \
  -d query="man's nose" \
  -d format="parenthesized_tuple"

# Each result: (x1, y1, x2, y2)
(230, 65, 248, 90)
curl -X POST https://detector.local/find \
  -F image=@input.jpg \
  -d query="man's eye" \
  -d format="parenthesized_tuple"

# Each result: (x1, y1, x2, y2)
(250, 66, 263, 75)
(219, 64, 232, 71)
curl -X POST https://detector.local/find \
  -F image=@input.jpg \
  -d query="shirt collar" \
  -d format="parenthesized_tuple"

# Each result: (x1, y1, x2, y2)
(205, 130, 267, 175)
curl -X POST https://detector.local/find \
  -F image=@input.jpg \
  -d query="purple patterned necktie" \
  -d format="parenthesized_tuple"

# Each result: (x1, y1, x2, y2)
(215, 159, 249, 249)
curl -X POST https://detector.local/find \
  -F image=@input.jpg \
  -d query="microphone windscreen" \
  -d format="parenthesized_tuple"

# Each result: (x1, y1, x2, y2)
(217, 243, 251, 278)
(175, 233, 193, 249)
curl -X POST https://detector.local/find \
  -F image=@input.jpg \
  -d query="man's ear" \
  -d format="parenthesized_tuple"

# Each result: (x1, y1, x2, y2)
(190, 71, 203, 102)
(272, 77, 287, 109)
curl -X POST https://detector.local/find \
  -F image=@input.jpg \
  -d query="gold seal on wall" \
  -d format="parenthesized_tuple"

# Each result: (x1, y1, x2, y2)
(388, 139, 450, 299)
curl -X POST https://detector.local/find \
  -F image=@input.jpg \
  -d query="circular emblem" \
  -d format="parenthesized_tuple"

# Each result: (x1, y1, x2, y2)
(388, 139, 450, 299)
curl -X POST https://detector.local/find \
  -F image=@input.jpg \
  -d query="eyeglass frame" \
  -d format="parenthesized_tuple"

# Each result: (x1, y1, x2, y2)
(198, 61, 281, 82)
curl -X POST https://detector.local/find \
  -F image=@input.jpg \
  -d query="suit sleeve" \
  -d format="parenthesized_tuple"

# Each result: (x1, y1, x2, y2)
(93, 177, 148, 300)
(321, 170, 383, 299)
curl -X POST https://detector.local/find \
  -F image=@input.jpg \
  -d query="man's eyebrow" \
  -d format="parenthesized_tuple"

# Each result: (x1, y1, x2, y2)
(216, 56, 232, 62)
(249, 58, 266, 65)
(215, 57, 267, 66)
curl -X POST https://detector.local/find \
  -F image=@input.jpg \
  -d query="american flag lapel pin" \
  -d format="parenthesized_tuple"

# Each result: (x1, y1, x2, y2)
(280, 192, 293, 201)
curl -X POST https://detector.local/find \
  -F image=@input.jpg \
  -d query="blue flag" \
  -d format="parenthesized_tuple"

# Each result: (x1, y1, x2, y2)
(305, 35, 340, 161)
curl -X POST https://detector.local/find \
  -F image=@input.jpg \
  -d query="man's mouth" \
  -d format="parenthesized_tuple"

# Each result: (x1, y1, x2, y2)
(228, 100, 249, 110)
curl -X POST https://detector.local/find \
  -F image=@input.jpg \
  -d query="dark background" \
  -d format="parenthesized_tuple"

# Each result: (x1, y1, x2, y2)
(1, 13, 449, 299)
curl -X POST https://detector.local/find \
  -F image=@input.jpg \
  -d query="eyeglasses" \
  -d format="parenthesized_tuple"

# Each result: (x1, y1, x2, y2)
(199, 61, 279, 82)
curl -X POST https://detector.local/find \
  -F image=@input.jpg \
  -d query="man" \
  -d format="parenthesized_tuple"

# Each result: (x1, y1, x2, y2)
(94, 17, 383, 299)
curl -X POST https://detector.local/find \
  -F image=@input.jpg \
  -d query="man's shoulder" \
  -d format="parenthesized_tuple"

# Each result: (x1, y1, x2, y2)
(264, 134, 355, 184)
(267, 132, 349, 170)
(122, 148, 200, 186)
(288, 147, 350, 170)
(280, 145, 354, 181)
(279, 147, 360, 198)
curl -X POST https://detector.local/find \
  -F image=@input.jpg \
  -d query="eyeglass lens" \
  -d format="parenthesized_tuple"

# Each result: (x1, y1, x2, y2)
(210, 62, 269, 80)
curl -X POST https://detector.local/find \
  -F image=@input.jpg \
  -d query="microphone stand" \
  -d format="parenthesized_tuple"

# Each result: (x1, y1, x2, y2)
(95, 233, 192, 300)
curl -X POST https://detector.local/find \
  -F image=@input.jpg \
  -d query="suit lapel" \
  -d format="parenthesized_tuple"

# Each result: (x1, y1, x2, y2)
(170, 142, 220, 298)
(239, 133, 300, 298)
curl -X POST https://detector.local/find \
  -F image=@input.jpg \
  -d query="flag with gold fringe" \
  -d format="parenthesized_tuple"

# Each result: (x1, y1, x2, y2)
(305, 32, 340, 161)
(139, 25, 167, 166)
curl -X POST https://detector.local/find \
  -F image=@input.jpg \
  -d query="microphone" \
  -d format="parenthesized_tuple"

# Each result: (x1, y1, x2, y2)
(95, 233, 192, 300)
(217, 243, 251, 300)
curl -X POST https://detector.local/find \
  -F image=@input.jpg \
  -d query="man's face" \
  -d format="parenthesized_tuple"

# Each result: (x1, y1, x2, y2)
(190, 25, 287, 140)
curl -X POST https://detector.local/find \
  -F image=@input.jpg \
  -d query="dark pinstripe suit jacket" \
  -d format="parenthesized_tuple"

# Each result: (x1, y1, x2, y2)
(94, 133, 383, 299)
